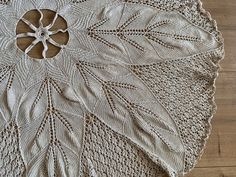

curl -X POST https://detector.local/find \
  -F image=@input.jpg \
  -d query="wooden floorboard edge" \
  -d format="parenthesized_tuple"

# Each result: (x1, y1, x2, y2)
(195, 166, 236, 169)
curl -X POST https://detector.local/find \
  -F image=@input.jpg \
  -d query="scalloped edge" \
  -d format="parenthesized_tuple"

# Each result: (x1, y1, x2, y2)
(183, 46, 225, 176)
(182, 0, 225, 175)
(0, 0, 225, 176)
(191, 0, 224, 43)
(112, 0, 225, 175)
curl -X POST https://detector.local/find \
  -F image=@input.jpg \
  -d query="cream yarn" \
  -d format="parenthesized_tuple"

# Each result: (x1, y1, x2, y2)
(0, 0, 224, 176)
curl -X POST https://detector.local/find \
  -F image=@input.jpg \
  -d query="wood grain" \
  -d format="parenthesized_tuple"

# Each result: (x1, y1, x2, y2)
(186, 0, 236, 176)
(186, 167, 236, 177)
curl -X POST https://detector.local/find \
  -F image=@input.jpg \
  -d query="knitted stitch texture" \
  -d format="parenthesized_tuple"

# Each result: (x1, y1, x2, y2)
(0, 0, 224, 176)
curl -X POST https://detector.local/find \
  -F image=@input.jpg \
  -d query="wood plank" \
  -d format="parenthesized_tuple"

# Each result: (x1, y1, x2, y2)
(215, 72, 236, 106)
(201, 1, 236, 72)
(186, 167, 236, 177)
(196, 124, 236, 167)
(184, 2, 236, 173)
(163, 73, 236, 177)
(202, 0, 236, 29)
(188, 72, 236, 172)
(218, 30, 236, 72)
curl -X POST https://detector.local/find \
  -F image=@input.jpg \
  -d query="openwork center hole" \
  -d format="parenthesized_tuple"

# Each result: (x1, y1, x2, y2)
(16, 9, 69, 59)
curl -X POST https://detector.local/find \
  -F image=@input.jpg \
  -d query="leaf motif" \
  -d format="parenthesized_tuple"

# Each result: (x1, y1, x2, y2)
(87, 9, 200, 51)
(19, 77, 84, 177)
(84, 3, 218, 65)
(73, 58, 185, 172)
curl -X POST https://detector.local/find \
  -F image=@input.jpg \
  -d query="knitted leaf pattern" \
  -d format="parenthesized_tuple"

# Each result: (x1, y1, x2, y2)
(0, 0, 224, 177)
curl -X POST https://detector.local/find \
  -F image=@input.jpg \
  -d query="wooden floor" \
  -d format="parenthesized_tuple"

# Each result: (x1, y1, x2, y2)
(186, 0, 236, 176)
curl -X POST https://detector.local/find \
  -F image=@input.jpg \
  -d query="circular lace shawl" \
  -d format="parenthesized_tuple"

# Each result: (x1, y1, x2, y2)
(0, 0, 224, 177)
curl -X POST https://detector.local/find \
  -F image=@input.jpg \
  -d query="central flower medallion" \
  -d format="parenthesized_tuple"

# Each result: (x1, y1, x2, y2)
(16, 9, 69, 59)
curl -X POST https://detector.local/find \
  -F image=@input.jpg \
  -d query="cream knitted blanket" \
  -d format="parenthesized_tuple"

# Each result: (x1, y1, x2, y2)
(0, 0, 224, 176)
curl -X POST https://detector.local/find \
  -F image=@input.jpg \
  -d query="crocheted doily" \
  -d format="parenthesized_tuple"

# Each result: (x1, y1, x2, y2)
(0, 0, 224, 176)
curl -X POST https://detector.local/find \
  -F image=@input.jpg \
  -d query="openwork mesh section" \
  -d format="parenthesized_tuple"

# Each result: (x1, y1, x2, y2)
(0, 122, 25, 177)
(80, 114, 167, 177)
(0, 0, 9, 4)
(130, 48, 223, 172)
